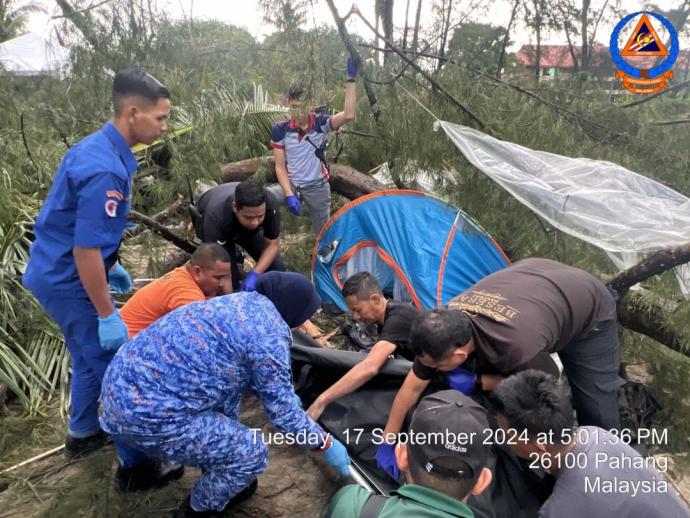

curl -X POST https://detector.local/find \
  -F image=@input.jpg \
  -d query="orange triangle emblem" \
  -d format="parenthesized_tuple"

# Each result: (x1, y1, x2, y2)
(621, 14, 668, 57)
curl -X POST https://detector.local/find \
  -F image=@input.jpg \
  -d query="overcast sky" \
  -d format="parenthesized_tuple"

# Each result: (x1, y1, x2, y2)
(27, 0, 687, 49)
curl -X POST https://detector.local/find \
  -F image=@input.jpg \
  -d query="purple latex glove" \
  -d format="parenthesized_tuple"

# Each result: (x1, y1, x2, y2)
(346, 56, 358, 80)
(447, 366, 477, 395)
(287, 195, 301, 215)
(375, 443, 400, 480)
(241, 271, 260, 292)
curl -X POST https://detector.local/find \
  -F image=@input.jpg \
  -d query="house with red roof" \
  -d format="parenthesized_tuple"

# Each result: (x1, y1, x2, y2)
(515, 44, 690, 80)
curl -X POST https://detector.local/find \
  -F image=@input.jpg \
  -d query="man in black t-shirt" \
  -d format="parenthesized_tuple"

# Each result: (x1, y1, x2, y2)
(306, 272, 420, 420)
(377, 259, 622, 465)
(196, 180, 285, 291)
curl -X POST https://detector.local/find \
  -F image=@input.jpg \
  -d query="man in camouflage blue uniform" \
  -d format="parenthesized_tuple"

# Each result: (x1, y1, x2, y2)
(100, 273, 350, 517)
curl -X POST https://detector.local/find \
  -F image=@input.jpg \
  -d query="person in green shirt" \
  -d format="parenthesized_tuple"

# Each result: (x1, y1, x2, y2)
(321, 390, 493, 518)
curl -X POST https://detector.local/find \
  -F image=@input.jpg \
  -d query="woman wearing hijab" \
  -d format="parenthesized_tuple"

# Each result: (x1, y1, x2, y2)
(99, 272, 350, 517)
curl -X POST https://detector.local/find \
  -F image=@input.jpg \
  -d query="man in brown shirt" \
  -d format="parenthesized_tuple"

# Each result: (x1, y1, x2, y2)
(377, 258, 621, 473)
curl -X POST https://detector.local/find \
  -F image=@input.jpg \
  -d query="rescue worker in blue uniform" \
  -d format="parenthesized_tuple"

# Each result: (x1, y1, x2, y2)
(100, 272, 351, 517)
(22, 68, 171, 457)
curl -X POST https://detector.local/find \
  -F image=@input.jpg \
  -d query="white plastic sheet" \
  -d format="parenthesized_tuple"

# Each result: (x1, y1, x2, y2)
(436, 120, 690, 294)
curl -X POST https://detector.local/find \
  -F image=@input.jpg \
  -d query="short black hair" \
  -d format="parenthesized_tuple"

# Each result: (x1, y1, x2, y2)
(342, 272, 382, 300)
(190, 243, 231, 268)
(287, 83, 305, 101)
(234, 180, 266, 209)
(491, 370, 574, 445)
(410, 309, 473, 360)
(407, 450, 479, 500)
(112, 68, 170, 115)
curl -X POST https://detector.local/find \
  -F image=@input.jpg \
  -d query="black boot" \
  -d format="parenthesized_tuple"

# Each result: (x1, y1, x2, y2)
(172, 480, 258, 517)
(116, 458, 185, 492)
(65, 430, 111, 458)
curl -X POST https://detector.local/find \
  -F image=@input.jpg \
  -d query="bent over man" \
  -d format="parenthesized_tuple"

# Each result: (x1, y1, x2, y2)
(307, 272, 419, 421)
(120, 243, 232, 338)
(196, 180, 285, 292)
(100, 273, 350, 516)
(376, 258, 623, 478)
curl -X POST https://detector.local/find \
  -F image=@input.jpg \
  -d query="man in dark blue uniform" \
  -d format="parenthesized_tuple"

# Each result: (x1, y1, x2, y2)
(23, 68, 171, 457)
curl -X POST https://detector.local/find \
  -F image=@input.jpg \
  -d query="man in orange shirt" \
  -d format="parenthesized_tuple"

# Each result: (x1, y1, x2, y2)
(120, 243, 232, 338)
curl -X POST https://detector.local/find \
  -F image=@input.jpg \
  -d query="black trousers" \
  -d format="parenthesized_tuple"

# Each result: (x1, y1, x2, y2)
(226, 230, 285, 290)
(560, 316, 624, 430)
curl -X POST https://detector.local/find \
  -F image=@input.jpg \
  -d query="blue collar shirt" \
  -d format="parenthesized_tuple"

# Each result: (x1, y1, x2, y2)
(23, 122, 138, 297)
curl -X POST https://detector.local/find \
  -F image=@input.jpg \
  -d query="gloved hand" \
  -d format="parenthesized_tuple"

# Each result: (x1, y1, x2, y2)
(287, 195, 301, 216)
(346, 56, 358, 80)
(447, 366, 477, 395)
(241, 271, 260, 292)
(109, 263, 132, 293)
(98, 309, 129, 351)
(375, 443, 399, 480)
(322, 436, 350, 477)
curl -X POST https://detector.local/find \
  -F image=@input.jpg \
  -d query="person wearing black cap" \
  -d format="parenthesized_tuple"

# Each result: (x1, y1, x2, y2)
(100, 272, 350, 516)
(322, 390, 493, 518)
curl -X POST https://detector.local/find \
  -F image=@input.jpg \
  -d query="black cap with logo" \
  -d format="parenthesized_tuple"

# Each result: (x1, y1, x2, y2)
(407, 390, 490, 479)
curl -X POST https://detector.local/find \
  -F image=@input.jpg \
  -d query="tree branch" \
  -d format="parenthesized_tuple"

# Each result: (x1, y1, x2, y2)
(622, 79, 690, 108)
(650, 118, 690, 126)
(124, 194, 187, 239)
(608, 242, 690, 294)
(350, 6, 486, 129)
(127, 210, 197, 253)
(617, 293, 689, 359)
(324, 0, 382, 122)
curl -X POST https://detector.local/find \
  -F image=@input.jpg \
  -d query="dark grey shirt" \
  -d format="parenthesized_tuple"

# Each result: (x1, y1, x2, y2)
(539, 426, 689, 518)
(196, 182, 281, 245)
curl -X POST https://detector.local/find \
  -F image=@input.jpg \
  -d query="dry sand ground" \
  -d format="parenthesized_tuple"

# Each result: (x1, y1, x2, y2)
(0, 396, 346, 518)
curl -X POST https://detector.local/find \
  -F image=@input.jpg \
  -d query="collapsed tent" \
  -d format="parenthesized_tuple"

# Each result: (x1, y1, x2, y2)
(0, 33, 70, 77)
(311, 190, 510, 312)
(436, 120, 690, 294)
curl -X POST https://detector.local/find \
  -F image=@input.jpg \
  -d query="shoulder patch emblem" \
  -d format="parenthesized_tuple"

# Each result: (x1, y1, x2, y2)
(105, 199, 118, 218)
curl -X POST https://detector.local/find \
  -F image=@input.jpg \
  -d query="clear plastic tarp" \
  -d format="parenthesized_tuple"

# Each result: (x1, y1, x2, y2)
(436, 120, 690, 295)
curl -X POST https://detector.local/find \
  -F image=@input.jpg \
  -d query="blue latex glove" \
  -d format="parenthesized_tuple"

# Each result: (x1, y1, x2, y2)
(287, 195, 301, 216)
(323, 436, 350, 477)
(109, 263, 132, 293)
(346, 56, 358, 80)
(447, 366, 477, 395)
(124, 222, 137, 230)
(241, 271, 260, 292)
(98, 309, 129, 351)
(375, 443, 399, 480)
(294, 393, 303, 408)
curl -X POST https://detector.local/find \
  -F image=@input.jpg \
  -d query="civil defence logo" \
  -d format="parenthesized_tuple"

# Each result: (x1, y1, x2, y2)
(610, 11, 679, 94)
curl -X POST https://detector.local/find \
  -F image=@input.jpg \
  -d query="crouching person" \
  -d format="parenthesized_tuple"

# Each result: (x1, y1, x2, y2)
(492, 370, 689, 518)
(100, 272, 350, 516)
(322, 390, 492, 518)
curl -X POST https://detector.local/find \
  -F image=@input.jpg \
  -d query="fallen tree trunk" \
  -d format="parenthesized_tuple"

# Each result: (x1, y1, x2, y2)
(609, 242, 690, 294)
(617, 293, 689, 359)
(221, 157, 387, 200)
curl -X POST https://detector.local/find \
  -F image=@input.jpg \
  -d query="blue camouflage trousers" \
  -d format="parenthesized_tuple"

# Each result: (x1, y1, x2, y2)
(112, 410, 268, 512)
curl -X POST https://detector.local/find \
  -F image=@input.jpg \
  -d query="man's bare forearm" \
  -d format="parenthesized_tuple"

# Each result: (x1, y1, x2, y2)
(254, 239, 279, 274)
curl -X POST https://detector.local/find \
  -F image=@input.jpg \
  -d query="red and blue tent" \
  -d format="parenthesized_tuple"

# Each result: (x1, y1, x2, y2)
(311, 190, 510, 312)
